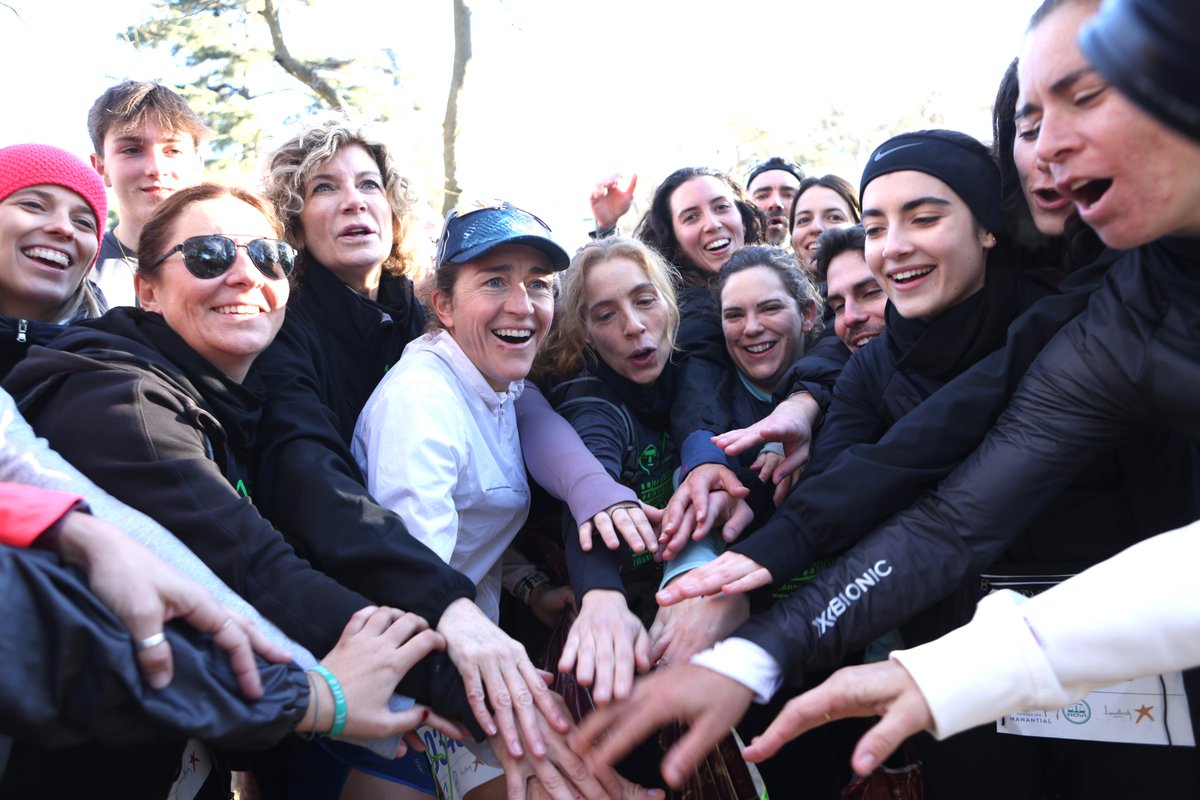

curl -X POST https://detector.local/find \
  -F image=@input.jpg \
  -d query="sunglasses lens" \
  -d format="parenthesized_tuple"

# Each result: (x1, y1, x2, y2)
(248, 239, 296, 278)
(180, 236, 237, 279)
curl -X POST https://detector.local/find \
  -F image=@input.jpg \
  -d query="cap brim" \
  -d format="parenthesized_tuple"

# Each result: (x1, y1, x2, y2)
(449, 235, 571, 271)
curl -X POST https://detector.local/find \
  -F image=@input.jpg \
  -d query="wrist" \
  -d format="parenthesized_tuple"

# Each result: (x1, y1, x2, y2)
(581, 588, 627, 610)
(297, 669, 335, 736)
(54, 510, 100, 567)
(512, 572, 550, 605)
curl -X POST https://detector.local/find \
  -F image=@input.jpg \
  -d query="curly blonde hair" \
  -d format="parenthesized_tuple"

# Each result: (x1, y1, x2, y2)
(537, 236, 681, 384)
(262, 115, 420, 280)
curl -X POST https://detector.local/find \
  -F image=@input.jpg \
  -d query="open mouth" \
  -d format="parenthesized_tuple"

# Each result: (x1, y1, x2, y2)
(629, 347, 656, 366)
(890, 266, 934, 284)
(704, 238, 731, 253)
(493, 328, 533, 344)
(22, 247, 71, 268)
(1064, 178, 1113, 210)
(1033, 188, 1069, 209)
(339, 224, 374, 238)
(852, 333, 878, 349)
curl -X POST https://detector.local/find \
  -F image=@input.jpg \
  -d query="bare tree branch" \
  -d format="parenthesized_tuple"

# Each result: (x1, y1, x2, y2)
(260, 0, 344, 109)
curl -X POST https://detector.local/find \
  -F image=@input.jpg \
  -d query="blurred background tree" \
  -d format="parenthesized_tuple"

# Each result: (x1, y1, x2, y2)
(123, 0, 465, 212)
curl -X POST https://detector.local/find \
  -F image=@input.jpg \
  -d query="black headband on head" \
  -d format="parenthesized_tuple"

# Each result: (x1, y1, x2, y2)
(859, 131, 1002, 232)
(1080, 0, 1200, 144)
(746, 157, 805, 189)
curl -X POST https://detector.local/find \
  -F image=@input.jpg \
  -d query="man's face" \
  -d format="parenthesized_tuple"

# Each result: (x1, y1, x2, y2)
(748, 169, 800, 246)
(825, 249, 886, 352)
(92, 119, 202, 236)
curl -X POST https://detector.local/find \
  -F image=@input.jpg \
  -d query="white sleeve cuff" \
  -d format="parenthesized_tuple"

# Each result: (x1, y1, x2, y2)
(890, 589, 1068, 739)
(690, 637, 783, 704)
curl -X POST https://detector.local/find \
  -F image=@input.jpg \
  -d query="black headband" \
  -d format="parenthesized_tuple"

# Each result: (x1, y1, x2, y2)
(859, 131, 1002, 232)
(746, 158, 805, 189)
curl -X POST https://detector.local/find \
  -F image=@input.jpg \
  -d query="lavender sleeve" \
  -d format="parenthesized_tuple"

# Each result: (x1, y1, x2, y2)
(516, 382, 637, 524)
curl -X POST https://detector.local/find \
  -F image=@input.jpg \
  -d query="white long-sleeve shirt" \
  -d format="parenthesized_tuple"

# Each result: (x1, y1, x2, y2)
(891, 520, 1200, 739)
(353, 329, 530, 623)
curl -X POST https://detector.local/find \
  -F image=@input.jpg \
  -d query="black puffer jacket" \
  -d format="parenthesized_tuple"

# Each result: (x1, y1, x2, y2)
(736, 237, 1200, 678)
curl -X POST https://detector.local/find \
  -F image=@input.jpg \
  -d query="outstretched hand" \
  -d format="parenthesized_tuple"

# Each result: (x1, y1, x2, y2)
(655, 552, 772, 606)
(559, 589, 651, 705)
(590, 173, 638, 231)
(57, 511, 291, 698)
(572, 665, 754, 788)
(579, 501, 661, 555)
(438, 598, 570, 758)
(743, 660, 933, 776)
(712, 392, 821, 484)
(314, 606, 466, 744)
(659, 465, 751, 561)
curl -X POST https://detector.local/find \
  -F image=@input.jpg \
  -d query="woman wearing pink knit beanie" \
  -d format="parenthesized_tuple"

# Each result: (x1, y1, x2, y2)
(0, 143, 109, 378)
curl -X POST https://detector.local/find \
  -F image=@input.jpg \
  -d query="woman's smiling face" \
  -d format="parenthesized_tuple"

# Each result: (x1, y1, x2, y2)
(861, 170, 993, 320)
(669, 175, 746, 275)
(0, 184, 99, 321)
(720, 264, 811, 393)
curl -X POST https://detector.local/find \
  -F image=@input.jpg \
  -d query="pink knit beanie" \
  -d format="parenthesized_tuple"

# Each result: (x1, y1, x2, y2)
(0, 143, 108, 264)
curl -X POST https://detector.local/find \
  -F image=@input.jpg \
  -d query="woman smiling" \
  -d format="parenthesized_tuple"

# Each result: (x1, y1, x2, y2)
(0, 144, 107, 378)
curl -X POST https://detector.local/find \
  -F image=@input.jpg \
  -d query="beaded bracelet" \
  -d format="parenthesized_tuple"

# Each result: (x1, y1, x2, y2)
(311, 666, 347, 738)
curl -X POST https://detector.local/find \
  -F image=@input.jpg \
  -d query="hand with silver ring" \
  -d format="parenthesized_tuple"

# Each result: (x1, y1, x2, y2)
(135, 632, 167, 651)
(55, 510, 291, 696)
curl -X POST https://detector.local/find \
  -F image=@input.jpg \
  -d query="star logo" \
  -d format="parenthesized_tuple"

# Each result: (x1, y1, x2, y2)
(1135, 704, 1154, 724)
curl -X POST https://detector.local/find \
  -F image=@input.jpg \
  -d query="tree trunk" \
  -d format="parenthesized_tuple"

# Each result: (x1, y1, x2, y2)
(442, 0, 471, 215)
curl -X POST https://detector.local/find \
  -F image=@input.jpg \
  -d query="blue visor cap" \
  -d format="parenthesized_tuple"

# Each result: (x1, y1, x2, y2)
(438, 202, 570, 270)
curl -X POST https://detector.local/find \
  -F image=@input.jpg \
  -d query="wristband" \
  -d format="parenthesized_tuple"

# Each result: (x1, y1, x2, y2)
(512, 572, 550, 605)
(312, 666, 347, 738)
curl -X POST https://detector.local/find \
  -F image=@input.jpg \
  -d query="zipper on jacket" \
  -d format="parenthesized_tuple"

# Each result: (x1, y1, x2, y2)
(16, 320, 27, 343)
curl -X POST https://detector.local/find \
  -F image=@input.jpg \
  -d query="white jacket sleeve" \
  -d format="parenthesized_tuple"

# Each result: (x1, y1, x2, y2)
(892, 519, 1200, 739)
(353, 375, 463, 565)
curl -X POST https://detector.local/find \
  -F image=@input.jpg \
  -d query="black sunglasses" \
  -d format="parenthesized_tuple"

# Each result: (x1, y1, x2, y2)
(152, 235, 297, 280)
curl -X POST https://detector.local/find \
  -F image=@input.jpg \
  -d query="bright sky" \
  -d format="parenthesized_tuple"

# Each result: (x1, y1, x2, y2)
(1, 0, 1041, 245)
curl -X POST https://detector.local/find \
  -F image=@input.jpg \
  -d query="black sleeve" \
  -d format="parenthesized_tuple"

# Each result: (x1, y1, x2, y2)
(736, 271, 1105, 581)
(735, 298, 1150, 678)
(772, 326, 850, 411)
(0, 546, 306, 750)
(251, 323, 484, 736)
(554, 394, 631, 605)
(733, 350, 888, 577)
(26, 369, 368, 657)
(671, 288, 736, 473)
(252, 320, 477, 626)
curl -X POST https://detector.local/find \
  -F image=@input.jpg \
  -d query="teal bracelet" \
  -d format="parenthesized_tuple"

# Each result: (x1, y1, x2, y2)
(311, 666, 348, 738)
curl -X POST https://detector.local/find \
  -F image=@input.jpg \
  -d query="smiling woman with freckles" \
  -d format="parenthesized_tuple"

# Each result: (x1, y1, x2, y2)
(0, 143, 107, 379)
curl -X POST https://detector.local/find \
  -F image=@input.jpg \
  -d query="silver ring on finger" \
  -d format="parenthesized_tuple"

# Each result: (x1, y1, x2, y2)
(136, 632, 167, 651)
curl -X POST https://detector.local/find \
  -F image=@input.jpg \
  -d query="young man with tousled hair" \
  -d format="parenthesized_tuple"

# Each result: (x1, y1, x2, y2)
(87, 81, 207, 307)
